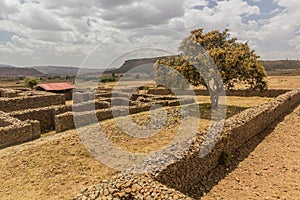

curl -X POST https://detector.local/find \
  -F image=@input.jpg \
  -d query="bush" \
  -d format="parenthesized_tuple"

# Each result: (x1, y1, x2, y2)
(101, 76, 116, 83)
(24, 77, 39, 88)
(219, 151, 233, 165)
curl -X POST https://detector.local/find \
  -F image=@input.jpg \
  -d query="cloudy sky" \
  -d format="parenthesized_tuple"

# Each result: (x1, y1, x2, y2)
(0, 0, 299, 68)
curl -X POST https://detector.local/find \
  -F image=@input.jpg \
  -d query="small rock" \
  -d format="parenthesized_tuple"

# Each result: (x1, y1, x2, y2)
(125, 188, 131, 194)
(103, 189, 109, 196)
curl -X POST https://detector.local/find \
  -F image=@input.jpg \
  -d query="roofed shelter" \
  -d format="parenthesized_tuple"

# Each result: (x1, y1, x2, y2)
(36, 83, 75, 101)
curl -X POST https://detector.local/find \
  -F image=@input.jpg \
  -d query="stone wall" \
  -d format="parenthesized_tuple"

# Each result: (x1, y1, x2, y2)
(73, 100, 110, 112)
(0, 88, 18, 98)
(10, 107, 56, 133)
(0, 111, 40, 149)
(55, 103, 155, 133)
(153, 89, 300, 195)
(148, 87, 171, 95)
(147, 87, 290, 98)
(55, 96, 195, 133)
(73, 173, 191, 200)
(193, 89, 290, 97)
(0, 93, 65, 112)
(74, 89, 300, 199)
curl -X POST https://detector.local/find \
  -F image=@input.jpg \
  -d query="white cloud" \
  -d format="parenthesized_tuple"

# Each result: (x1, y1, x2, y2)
(0, 0, 299, 66)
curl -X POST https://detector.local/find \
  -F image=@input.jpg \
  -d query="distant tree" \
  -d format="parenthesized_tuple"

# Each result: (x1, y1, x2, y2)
(154, 28, 268, 108)
(24, 77, 39, 88)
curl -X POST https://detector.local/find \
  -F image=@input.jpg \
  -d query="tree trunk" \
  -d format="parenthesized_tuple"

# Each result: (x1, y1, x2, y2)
(210, 91, 219, 109)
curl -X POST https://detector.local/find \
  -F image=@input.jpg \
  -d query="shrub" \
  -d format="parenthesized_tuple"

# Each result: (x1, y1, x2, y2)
(24, 77, 39, 88)
(219, 151, 233, 165)
(101, 76, 116, 83)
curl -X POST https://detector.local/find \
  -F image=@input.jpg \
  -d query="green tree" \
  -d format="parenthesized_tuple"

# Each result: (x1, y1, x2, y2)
(154, 28, 267, 108)
(24, 77, 39, 88)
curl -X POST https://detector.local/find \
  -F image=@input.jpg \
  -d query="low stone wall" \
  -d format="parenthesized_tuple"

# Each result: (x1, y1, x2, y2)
(54, 105, 73, 115)
(193, 89, 290, 97)
(148, 87, 171, 95)
(73, 100, 110, 112)
(55, 96, 195, 133)
(153, 89, 300, 195)
(10, 107, 55, 133)
(0, 111, 40, 149)
(73, 92, 95, 103)
(74, 89, 300, 199)
(73, 173, 191, 200)
(0, 93, 65, 112)
(147, 88, 290, 98)
(55, 104, 153, 133)
(0, 88, 18, 98)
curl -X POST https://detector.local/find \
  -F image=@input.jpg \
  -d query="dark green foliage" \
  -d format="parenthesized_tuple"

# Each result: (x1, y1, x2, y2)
(219, 151, 233, 165)
(101, 76, 116, 83)
(24, 77, 39, 88)
(155, 28, 268, 91)
(154, 28, 268, 108)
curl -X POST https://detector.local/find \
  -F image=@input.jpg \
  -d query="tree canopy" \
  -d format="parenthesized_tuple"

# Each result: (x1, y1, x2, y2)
(154, 28, 268, 108)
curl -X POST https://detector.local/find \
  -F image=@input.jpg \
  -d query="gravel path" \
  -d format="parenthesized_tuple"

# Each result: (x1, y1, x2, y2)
(200, 104, 300, 200)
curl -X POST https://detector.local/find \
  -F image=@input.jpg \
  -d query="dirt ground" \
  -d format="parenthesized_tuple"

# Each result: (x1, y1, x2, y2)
(0, 97, 270, 200)
(0, 76, 298, 199)
(200, 104, 300, 200)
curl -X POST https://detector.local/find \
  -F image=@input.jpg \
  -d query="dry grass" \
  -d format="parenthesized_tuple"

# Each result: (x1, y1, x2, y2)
(0, 75, 293, 200)
(266, 76, 300, 89)
(0, 131, 117, 200)
(0, 95, 273, 200)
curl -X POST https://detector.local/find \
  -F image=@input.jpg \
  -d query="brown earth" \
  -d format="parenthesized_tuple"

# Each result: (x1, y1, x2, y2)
(0, 96, 270, 200)
(0, 76, 298, 199)
(200, 104, 300, 200)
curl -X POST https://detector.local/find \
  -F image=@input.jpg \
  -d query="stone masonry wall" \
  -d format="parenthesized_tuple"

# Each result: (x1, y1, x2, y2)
(0, 111, 41, 149)
(55, 104, 153, 133)
(74, 89, 300, 199)
(10, 107, 55, 133)
(153, 89, 300, 195)
(148, 88, 290, 98)
(0, 93, 65, 112)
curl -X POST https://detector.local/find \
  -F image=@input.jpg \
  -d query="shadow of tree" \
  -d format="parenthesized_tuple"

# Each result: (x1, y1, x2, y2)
(183, 103, 249, 120)
(184, 105, 297, 199)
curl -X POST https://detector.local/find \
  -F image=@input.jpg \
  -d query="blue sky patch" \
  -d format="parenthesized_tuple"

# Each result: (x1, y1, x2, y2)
(0, 31, 15, 44)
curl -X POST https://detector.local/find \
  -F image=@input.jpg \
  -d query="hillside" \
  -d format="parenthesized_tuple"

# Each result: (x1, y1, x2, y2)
(262, 60, 300, 75)
(261, 60, 300, 70)
(1, 59, 299, 78)
(113, 57, 166, 74)
(114, 58, 300, 75)
(33, 66, 109, 76)
(0, 65, 44, 77)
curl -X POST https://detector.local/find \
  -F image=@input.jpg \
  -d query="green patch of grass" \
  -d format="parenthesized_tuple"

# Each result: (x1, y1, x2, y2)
(219, 151, 234, 165)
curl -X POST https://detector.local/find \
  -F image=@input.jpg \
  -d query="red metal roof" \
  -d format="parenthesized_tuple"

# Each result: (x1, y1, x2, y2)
(37, 83, 75, 91)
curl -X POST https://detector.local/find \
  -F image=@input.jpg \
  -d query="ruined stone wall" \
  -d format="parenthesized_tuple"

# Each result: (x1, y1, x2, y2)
(55, 104, 153, 133)
(193, 89, 290, 97)
(74, 89, 300, 199)
(147, 87, 290, 98)
(0, 111, 41, 149)
(9, 104, 74, 133)
(0, 93, 65, 112)
(0, 88, 18, 98)
(72, 100, 110, 112)
(10, 107, 55, 133)
(73, 173, 191, 200)
(153, 89, 300, 195)
(55, 96, 195, 133)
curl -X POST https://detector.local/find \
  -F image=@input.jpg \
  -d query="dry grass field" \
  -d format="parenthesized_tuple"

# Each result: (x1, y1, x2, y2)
(0, 75, 298, 199)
